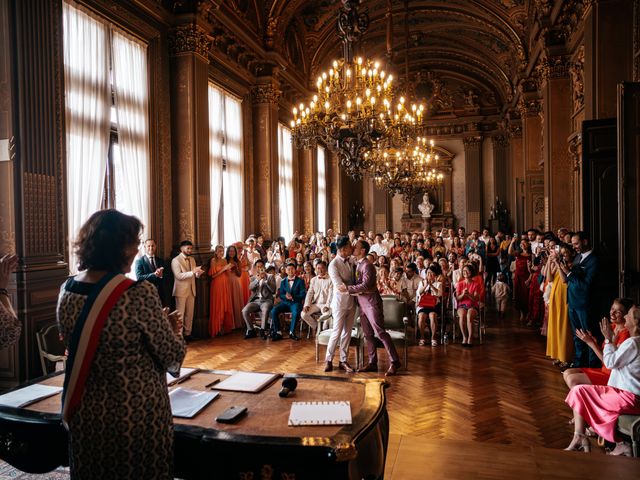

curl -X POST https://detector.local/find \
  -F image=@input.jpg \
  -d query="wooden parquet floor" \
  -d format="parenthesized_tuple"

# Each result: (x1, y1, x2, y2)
(186, 309, 573, 449)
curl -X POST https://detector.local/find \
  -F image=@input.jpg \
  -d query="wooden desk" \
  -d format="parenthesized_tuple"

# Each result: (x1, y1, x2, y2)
(0, 370, 389, 479)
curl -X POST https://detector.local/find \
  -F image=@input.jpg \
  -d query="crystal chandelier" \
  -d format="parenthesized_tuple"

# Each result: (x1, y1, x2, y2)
(290, 0, 425, 180)
(370, 137, 444, 199)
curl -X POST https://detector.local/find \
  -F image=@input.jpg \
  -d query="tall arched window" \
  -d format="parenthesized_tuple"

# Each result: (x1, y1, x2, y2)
(277, 124, 294, 240)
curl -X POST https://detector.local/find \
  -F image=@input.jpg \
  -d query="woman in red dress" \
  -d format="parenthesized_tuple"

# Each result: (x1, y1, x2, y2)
(509, 236, 531, 321)
(208, 245, 234, 336)
(456, 263, 481, 347)
(236, 242, 251, 306)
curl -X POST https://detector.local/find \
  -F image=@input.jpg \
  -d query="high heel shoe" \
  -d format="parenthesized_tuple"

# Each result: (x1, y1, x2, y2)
(607, 442, 632, 456)
(564, 433, 591, 453)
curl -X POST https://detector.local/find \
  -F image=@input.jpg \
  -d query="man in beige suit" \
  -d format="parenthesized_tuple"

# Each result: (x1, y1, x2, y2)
(171, 240, 204, 340)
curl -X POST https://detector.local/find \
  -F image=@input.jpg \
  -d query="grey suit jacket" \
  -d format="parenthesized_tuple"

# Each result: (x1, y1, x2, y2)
(248, 274, 276, 303)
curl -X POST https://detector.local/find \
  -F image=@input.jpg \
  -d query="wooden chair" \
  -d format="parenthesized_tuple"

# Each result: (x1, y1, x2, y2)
(315, 310, 363, 368)
(380, 297, 409, 368)
(36, 324, 67, 375)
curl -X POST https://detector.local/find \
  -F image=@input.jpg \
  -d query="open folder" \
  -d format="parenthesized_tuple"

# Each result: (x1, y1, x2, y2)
(169, 387, 219, 418)
(288, 401, 352, 426)
(213, 371, 280, 393)
(0, 384, 63, 408)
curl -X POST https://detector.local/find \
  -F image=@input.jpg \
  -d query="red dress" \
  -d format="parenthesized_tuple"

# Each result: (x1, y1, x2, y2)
(512, 254, 530, 314)
(582, 327, 631, 385)
(208, 259, 234, 336)
(526, 268, 544, 325)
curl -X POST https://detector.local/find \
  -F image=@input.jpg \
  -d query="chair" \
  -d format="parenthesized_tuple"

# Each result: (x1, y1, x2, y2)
(36, 324, 67, 375)
(315, 310, 364, 368)
(381, 297, 410, 368)
(617, 415, 640, 457)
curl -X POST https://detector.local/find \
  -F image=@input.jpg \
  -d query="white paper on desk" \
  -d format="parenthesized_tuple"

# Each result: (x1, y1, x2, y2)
(288, 401, 352, 426)
(0, 384, 63, 408)
(166, 367, 198, 386)
(213, 371, 279, 393)
(169, 387, 219, 418)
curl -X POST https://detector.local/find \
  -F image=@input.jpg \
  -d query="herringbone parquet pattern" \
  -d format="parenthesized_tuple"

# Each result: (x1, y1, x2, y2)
(185, 309, 574, 450)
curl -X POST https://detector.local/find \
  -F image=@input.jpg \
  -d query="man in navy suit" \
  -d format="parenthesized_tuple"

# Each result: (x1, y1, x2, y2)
(135, 239, 167, 305)
(270, 262, 306, 341)
(565, 231, 600, 367)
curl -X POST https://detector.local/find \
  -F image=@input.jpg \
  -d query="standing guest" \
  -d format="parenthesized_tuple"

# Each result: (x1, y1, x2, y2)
(485, 237, 500, 288)
(546, 244, 575, 365)
(135, 239, 166, 304)
(270, 262, 306, 341)
(416, 266, 442, 346)
(244, 238, 262, 274)
(171, 240, 204, 339)
(236, 243, 251, 305)
(498, 234, 513, 289)
(479, 228, 492, 246)
(564, 307, 640, 455)
(0, 253, 20, 349)
(226, 245, 245, 330)
(526, 256, 545, 328)
(325, 236, 356, 372)
(254, 234, 267, 262)
(208, 245, 234, 336)
(267, 241, 285, 269)
(563, 298, 633, 388)
(57, 209, 185, 479)
(509, 236, 531, 321)
(339, 240, 401, 375)
(241, 259, 275, 339)
(563, 232, 599, 368)
(491, 272, 511, 320)
(301, 261, 333, 331)
(456, 264, 480, 347)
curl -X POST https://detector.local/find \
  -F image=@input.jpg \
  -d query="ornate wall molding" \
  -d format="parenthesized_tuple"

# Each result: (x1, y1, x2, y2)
(569, 46, 585, 113)
(518, 98, 542, 117)
(168, 23, 212, 58)
(463, 135, 483, 150)
(492, 135, 510, 149)
(537, 55, 571, 81)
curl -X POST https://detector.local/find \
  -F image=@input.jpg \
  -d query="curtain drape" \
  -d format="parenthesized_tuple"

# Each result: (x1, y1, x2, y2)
(222, 95, 243, 245)
(208, 84, 224, 247)
(111, 31, 150, 248)
(317, 146, 326, 234)
(278, 124, 293, 240)
(63, 2, 111, 273)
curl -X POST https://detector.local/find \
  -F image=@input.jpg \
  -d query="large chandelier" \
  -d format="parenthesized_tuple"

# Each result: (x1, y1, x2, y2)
(370, 137, 444, 199)
(290, 0, 425, 179)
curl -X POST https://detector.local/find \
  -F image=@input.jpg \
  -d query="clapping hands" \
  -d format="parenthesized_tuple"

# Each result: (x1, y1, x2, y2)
(599, 317, 615, 343)
(575, 328, 597, 347)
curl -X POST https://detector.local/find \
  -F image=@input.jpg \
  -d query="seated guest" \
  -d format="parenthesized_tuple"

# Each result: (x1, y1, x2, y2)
(416, 266, 442, 346)
(57, 209, 185, 479)
(0, 253, 20, 350)
(377, 265, 395, 295)
(135, 239, 166, 304)
(401, 263, 422, 308)
(456, 263, 480, 347)
(415, 239, 432, 261)
(301, 261, 315, 290)
(389, 266, 406, 298)
(563, 298, 633, 388)
(564, 305, 640, 455)
(301, 261, 333, 330)
(415, 256, 427, 278)
(270, 262, 306, 341)
(370, 234, 388, 257)
(241, 259, 276, 339)
(432, 236, 447, 258)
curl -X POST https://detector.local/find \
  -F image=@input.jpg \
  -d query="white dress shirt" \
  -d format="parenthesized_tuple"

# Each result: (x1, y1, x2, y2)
(605, 336, 640, 395)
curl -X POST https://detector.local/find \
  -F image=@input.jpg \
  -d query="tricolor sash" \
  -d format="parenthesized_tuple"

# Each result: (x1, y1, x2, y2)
(61, 272, 135, 429)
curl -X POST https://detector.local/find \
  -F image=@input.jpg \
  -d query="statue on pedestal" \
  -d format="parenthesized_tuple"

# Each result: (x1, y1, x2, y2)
(418, 192, 434, 218)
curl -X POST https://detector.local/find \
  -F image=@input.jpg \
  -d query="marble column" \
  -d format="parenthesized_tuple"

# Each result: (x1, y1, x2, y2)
(539, 56, 573, 231)
(462, 136, 483, 231)
(298, 148, 315, 235)
(3, 0, 69, 383)
(168, 23, 212, 338)
(250, 79, 280, 238)
(518, 97, 544, 230)
(168, 23, 212, 250)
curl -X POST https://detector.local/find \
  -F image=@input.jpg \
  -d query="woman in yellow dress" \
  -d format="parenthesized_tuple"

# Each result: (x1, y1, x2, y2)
(546, 244, 575, 363)
(208, 245, 234, 336)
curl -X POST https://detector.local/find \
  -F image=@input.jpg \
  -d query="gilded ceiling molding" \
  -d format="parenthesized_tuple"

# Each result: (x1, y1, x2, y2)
(537, 55, 571, 81)
(463, 135, 483, 149)
(518, 97, 542, 117)
(168, 23, 212, 58)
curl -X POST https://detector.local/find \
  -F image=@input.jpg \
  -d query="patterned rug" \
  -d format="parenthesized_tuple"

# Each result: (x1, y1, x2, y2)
(0, 462, 69, 480)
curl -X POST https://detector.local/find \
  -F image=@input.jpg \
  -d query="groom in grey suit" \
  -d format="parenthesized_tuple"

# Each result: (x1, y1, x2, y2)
(325, 236, 357, 372)
(241, 259, 276, 339)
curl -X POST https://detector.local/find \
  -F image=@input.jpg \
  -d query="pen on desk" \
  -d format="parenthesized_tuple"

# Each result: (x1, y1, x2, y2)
(205, 378, 220, 389)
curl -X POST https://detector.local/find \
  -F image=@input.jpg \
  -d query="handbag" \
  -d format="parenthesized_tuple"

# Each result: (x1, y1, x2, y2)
(417, 290, 439, 308)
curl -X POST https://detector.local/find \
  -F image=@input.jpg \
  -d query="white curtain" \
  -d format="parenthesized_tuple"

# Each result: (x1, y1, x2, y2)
(111, 31, 150, 248)
(222, 94, 244, 245)
(317, 146, 326, 233)
(63, 2, 111, 273)
(278, 124, 293, 240)
(208, 84, 224, 247)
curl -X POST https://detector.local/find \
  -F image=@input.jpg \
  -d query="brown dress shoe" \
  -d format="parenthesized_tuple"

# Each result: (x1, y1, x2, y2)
(324, 362, 333, 372)
(339, 361, 355, 373)
(357, 363, 378, 373)
(385, 361, 401, 376)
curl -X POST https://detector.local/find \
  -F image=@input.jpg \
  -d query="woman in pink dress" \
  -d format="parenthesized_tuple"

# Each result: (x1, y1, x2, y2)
(564, 305, 640, 456)
(508, 236, 531, 321)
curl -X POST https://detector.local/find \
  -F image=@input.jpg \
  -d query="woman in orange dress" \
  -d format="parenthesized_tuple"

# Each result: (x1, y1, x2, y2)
(208, 245, 234, 336)
(236, 242, 251, 305)
(225, 245, 244, 329)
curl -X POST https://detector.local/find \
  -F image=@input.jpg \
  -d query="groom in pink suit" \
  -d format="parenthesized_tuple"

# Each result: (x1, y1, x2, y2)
(339, 240, 401, 376)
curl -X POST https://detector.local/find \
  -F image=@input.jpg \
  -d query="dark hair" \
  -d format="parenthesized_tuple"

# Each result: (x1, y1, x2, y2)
(266, 265, 276, 273)
(316, 260, 327, 268)
(225, 245, 239, 263)
(74, 209, 142, 272)
(572, 231, 590, 243)
(358, 240, 371, 254)
(336, 235, 350, 249)
(427, 265, 440, 276)
(254, 259, 265, 268)
(406, 262, 418, 273)
(614, 297, 634, 313)
(179, 240, 193, 248)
